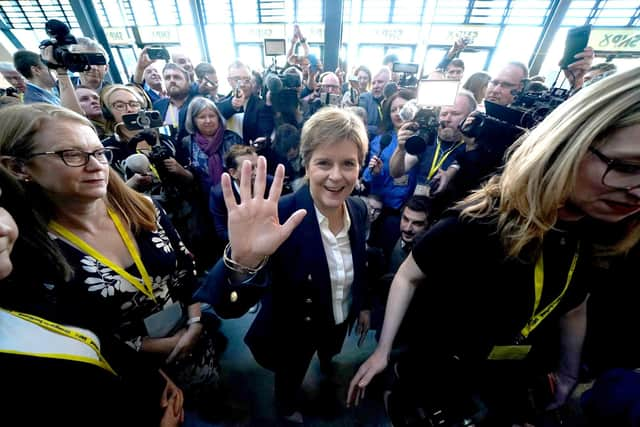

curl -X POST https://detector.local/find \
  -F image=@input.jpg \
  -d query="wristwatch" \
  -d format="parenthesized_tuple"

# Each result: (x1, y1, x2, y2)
(187, 316, 201, 326)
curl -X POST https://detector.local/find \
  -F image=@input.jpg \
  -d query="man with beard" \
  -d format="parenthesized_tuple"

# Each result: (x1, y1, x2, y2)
(389, 196, 430, 273)
(388, 90, 476, 199)
(154, 62, 195, 142)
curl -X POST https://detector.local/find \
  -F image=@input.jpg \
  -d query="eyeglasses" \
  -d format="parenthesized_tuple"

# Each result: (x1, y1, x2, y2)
(589, 147, 640, 191)
(110, 101, 142, 112)
(29, 148, 113, 167)
(229, 77, 251, 85)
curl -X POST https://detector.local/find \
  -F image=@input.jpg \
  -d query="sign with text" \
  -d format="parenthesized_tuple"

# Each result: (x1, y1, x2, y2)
(234, 24, 325, 43)
(104, 27, 134, 45)
(590, 27, 640, 53)
(343, 24, 421, 44)
(136, 26, 180, 45)
(428, 25, 500, 47)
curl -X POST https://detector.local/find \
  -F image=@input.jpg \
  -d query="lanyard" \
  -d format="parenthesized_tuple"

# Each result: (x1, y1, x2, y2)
(519, 242, 580, 340)
(428, 140, 464, 180)
(135, 149, 161, 180)
(0, 309, 117, 376)
(49, 208, 156, 302)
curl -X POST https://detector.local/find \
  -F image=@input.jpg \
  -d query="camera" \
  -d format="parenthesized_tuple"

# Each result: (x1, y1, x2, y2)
(147, 46, 170, 61)
(392, 63, 420, 88)
(39, 19, 107, 72)
(400, 102, 441, 155)
(460, 86, 570, 145)
(0, 87, 18, 97)
(122, 110, 164, 131)
(147, 143, 174, 166)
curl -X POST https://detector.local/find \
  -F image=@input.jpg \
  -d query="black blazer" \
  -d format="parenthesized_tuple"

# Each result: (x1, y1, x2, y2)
(153, 95, 194, 143)
(216, 94, 275, 145)
(195, 184, 369, 369)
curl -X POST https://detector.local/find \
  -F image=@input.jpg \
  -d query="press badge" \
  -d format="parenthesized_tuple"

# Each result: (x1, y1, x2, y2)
(393, 174, 409, 186)
(487, 345, 532, 361)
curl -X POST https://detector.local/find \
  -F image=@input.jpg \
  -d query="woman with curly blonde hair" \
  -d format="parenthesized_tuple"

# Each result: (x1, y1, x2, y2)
(349, 67, 640, 425)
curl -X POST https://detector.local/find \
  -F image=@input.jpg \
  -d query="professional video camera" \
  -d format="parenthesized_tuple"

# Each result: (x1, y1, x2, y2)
(393, 63, 420, 88)
(399, 79, 462, 155)
(39, 19, 107, 72)
(265, 68, 302, 123)
(460, 86, 570, 143)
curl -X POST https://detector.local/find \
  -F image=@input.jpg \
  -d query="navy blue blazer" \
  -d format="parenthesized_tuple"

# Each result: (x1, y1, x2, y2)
(195, 184, 369, 370)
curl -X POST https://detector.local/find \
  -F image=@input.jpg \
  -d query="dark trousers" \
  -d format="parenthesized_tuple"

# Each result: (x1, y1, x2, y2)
(274, 320, 349, 415)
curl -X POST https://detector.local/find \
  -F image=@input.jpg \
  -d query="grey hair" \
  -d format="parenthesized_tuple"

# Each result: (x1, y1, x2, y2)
(184, 96, 225, 135)
(456, 88, 478, 114)
(76, 37, 109, 64)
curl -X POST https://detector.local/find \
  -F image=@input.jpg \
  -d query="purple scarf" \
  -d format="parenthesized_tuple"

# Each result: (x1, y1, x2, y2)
(195, 126, 224, 185)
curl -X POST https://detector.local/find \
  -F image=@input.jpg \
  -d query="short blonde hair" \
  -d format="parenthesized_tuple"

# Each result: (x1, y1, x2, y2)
(299, 107, 368, 169)
(462, 66, 640, 258)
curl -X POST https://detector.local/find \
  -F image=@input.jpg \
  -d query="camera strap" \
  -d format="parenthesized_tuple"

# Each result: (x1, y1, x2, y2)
(49, 208, 156, 302)
(428, 139, 464, 180)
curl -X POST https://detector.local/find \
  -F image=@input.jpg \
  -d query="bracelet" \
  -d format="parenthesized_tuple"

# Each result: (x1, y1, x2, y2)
(186, 316, 201, 326)
(222, 243, 269, 275)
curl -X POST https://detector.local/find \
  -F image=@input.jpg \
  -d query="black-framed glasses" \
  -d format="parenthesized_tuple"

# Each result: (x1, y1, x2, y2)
(589, 147, 640, 191)
(29, 148, 113, 167)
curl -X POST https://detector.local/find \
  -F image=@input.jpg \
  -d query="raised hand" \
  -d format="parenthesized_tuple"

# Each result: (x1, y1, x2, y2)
(223, 156, 306, 268)
(563, 46, 594, 90)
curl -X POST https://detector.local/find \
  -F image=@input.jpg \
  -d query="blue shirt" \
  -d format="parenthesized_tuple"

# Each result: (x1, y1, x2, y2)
(23, 82, 61, 106)
(410, 138, 466, 187)
(363, 132, 414, 210)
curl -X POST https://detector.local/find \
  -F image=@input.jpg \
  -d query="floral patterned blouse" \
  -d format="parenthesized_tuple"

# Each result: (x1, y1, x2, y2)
(50, 202, 197, 351)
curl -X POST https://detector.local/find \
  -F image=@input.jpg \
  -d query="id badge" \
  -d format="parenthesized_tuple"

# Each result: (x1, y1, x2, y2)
(414, 184, 428, 196)
(487, 345, 532, 361)
(393, 174, 409, 186)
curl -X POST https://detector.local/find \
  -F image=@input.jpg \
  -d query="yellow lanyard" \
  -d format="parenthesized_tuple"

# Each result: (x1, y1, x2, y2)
(0, 309, 117, 376)
(135, 149, 161, 181)
(428, 140, 464, 180)
(49, 209, 156, 302)
(519, 242, 580, 340)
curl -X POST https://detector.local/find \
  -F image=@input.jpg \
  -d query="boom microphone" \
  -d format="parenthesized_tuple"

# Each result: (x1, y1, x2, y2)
(123, 153, 151, 175)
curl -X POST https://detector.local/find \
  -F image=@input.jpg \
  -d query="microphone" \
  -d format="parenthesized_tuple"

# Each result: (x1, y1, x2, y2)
(123, 153, 151, 175)
(369, 134, 393, 172)
(383, 81, 398, 99)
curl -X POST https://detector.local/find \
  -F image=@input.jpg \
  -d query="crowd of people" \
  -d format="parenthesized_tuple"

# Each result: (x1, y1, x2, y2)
(0, 21, 639, 427)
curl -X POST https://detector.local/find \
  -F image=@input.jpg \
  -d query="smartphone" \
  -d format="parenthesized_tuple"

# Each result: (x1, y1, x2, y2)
(147, 46, 170, 61)
(122, 110, 164, 130)
(234, 81, 242, 98)
(559, 25, 591, 69)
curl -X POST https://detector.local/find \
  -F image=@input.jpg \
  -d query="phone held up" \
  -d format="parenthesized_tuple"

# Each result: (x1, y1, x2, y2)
(559, 25, 591, 69)
(147, 46, 171, 61)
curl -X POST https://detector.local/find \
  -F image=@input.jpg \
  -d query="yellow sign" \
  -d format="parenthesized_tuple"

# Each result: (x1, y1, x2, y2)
(137, 26, 181, 45)
(590, 28, 640, 53)
(104, 27, 134, 45)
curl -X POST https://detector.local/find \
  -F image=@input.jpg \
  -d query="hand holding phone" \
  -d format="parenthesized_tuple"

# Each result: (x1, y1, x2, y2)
(147, 46, 170, 61)
(560, 25, 591, 69)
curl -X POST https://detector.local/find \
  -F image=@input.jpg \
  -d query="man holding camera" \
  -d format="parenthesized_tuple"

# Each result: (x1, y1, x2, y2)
(357, 66, 392, 139)
(388, 90, 476, 199)
(301, 71, 342, 120)
(13, 49, 83, 115)
(217, 60, 274, 145)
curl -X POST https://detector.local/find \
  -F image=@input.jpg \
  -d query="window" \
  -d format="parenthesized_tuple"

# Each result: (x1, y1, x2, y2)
(360, 0, 391, 23)
(431, 0, 468, 24)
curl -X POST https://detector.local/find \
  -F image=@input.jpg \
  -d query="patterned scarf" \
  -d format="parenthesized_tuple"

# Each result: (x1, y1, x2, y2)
(195, 126, 224, 185)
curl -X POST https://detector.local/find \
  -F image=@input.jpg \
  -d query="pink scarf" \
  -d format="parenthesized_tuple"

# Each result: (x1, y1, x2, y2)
(195, 126, 224, 185)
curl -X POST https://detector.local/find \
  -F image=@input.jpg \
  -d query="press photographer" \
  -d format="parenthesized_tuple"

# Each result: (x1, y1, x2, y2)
(433, 48, 593, 203)
(265, 66, 304, 128)
(100, 84, 193, 222)
(301, 71, 342, 121)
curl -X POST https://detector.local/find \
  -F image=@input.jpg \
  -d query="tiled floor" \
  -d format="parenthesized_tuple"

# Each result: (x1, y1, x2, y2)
(195, 310, 391, 426)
